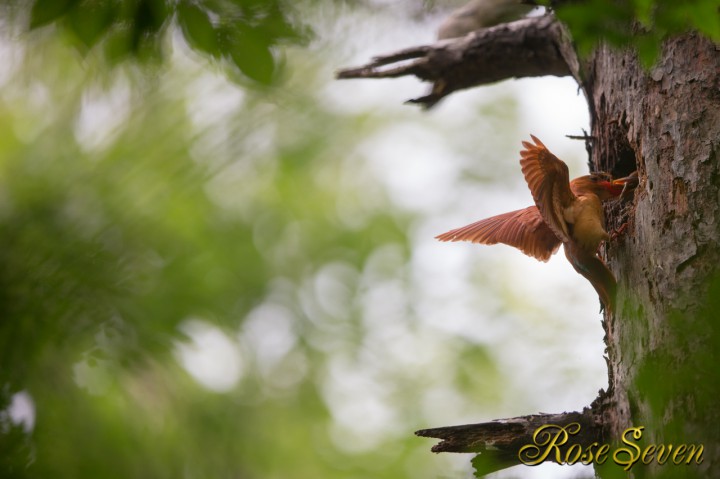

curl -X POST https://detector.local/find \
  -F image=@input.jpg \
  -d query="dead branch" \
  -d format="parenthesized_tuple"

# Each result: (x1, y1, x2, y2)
(416, 409, 601, 476)
(337, 14, 577, 108)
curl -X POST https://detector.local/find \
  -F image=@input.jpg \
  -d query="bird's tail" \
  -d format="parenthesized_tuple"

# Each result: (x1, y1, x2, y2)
(563, 242, 617, 313)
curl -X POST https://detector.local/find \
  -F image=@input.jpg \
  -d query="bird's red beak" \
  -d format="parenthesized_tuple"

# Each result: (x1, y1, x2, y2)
(593, 178, 624, 196)
(611, 171, 639, 196)
(604, 180, 625, 196)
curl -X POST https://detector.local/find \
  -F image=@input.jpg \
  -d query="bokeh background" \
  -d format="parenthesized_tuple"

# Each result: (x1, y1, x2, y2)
(0, 1, 607, 478)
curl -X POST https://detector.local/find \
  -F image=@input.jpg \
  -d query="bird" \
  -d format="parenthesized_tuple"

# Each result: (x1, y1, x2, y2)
(437, 0, 535, 40)
(436, 135, 635, 312)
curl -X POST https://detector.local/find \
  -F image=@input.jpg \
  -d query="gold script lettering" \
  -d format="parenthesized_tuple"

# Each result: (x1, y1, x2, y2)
(518, 423, 580, 466)
(612, 427, 644, 471)
(685, 444, 704, 464)
(671, 444, 687, 465)
(656, 444, 672, 464)
(594, 444, 610, 464)
(641, 444, 656, 464)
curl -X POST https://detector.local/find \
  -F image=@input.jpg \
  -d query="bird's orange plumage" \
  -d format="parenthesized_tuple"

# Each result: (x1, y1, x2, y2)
(437, 135, 635, 312)
(436, 206, 561, 262)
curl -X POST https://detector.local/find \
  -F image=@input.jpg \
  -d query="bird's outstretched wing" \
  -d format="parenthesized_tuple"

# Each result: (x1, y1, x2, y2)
(519, 135, 576, 243)
(435, 206, 562, 262)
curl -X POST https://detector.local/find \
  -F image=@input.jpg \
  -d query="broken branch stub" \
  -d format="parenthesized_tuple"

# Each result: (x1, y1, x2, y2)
(415, 409, 601, 475)
(336, 14, 575, 108)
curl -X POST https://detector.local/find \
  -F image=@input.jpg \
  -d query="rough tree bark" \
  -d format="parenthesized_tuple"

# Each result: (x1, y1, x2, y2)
(592, 34, 720, 479)
(338, 12, 720, 479)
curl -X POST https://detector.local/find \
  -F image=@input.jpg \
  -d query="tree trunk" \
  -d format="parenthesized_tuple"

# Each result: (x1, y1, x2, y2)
(590, 34, 720, 478)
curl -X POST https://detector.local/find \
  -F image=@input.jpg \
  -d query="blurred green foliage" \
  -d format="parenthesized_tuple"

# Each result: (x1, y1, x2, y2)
(8, 0, 719, 85)
(552, 0, 720, 66)
(10, 0, 309, 84)
(0, 3, 506, 477)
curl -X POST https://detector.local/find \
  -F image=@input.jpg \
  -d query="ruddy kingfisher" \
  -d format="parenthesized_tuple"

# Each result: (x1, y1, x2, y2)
(436, 135, 635, 312)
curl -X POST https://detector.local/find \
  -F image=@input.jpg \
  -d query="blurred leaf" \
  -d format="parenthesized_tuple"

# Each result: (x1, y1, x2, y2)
(20, 0, 311, 85)
(130, 0, 170, 52)
(557, 0, 718, 66)
(472, 452, 516, 478)
(635, 33, 660, 68)
(556, 0, 634, 57)
(137, 0, 170, 34)
(224, 27, 276, 84)
(0, 421, 31, 478)
(103, 25, 136, 63)
(66, 1, 117, 49)
(256, 3, 308, 43)
(675, 0, 720, 40)
(633, 0, 654, 28)
(177, 2, 219, 56)
(29, 0, 79, 29)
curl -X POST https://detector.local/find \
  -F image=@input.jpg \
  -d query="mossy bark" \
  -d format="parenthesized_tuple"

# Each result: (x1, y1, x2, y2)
(587, 34, 720, 478)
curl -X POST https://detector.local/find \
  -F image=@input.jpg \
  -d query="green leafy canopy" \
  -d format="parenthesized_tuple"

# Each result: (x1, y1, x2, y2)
(26, 0, 310, 84)
(551, 0, 720, 66)
(22, 0, 720, 78)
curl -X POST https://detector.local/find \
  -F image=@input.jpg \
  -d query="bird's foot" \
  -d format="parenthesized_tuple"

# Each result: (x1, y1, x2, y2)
(610, 222, 628, 241)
